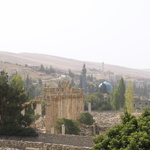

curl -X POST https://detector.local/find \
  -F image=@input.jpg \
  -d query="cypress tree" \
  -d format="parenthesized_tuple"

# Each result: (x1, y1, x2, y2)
(118, 77, 126, 108)
(125, 81, 134, 113)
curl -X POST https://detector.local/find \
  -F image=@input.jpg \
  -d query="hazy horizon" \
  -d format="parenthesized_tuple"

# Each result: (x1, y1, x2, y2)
(0, 0, 150, 69)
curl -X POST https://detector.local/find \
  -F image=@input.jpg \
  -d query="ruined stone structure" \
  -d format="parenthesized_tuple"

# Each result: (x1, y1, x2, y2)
(34, 96, 44, 129)
(35, 96, 42, 116)
(43, 80, 84, 133)
(134, 97, 150, 109)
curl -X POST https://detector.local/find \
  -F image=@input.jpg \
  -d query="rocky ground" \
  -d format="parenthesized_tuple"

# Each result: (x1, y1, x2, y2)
(91, 110, 142, 135)
(0, 148, 20, 150)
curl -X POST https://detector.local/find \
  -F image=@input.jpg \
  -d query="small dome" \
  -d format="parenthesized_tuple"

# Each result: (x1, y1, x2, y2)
(98, 81, 113, 94)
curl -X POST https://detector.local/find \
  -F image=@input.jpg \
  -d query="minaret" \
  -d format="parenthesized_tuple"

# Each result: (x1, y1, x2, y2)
(81, 64, 87, 94)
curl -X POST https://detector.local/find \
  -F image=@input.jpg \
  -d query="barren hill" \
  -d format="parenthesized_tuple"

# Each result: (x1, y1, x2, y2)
(0, 51, 150, 79)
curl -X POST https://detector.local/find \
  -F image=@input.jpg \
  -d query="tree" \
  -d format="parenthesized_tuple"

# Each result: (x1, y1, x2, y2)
(25, 76, 42, 99)
(125, 81, 134, 113)
(70, 78, 75, 87)
(68, 69, 74, 78)
(55, 118, 80, 135)
(39, 64, 45, 72)
(111, 88, 120, 110)
(118, 77, 126, 108)
(38, 78, 43, 85)
(0, 71, 9, 127)
(0, 72, 37, 136)
(5, 75, 29, 124)
(84, 92, 112, 111)
(111, 77, 126, 110)
(93, 108, 150, 150)
(78, 112, 95, 125)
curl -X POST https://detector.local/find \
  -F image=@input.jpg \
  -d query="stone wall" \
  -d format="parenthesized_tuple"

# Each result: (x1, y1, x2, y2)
(134, 97, 150, 109)
(0, 139, 92, 150)
(0, 133, 94, 148)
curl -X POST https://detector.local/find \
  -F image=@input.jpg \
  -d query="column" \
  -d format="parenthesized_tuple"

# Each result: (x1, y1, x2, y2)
(62, 124, 65, 135)
(88, 102, 91, 113)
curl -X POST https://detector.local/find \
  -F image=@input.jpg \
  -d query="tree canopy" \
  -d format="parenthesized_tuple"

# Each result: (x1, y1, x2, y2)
(93, 108, 150, 150)
(77, 112, 95, 125)
(111, 77, 126, 110)
(0, 71, 37, 136)
(125, 81, 134, 113)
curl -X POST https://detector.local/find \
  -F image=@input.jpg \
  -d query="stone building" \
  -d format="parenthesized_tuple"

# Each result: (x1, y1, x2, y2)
(134, 97, 150, 109)
(43, 80, 84, 133)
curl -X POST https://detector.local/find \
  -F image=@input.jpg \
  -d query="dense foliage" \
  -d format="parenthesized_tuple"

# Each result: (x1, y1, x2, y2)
(55, 118, 80, 135)
(78, 112, 95, 125)
(111, 77, 126, 110)
(93, 108, 150, 150)
(125, 81, 134, 113)
(39, 64, 55, 74)
(84, 92, 112, 111)
(24, 75, 43, 99)
(0, 71, 37, 136)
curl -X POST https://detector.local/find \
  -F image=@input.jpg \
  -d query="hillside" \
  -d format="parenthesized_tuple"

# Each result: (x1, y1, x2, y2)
(0, 51, 150, 79)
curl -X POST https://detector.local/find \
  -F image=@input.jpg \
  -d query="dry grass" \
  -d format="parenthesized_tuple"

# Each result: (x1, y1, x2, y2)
(1, 51, 150, 79)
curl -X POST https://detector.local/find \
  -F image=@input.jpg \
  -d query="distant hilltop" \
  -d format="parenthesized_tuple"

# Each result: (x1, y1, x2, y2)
(0, 51, 150, 79)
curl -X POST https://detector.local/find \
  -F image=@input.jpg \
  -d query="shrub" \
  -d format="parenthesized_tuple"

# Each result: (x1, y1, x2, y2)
(78, 112, 95, 125)
(55, 118, 80, 135)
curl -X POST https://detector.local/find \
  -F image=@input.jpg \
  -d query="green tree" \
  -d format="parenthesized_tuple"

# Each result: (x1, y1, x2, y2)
(68, 69, 74, 78)
(25, 76, 42, 99)
(0, 72, 37, 136)
(84, 92, 112, 111)
(0, 71, 9, 127)
(55, 118, 80, 135)
(70, 78, 75, 87)
(39, 64, 45, 72)
(38, 78, 43, 85)
(125, 81, 134, 113)
(111, 88, 120, 110)
(93, 108, 150, 150)
(118, 77, 126, 108)
(78, 112, 95, 125)
(111, 77, 125, 110)
(5, 75, 29, 124)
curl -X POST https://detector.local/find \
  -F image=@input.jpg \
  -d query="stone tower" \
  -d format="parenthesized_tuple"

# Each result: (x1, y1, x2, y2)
(81, 64, 87, 94)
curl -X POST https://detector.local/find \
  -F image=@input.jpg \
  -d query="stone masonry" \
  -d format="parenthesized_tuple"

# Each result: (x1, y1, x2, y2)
(43, 80, 84, 133)
(0, 139, 92, 150)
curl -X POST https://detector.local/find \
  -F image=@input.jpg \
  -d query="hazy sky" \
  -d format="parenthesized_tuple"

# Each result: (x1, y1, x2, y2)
(0, 0, 150, 69)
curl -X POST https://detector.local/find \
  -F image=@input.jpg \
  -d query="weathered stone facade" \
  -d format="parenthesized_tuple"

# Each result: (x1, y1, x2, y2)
(43, 81, 84, 133)
(31, 96, 44, 129)
(134, 97, 150, 109)
(35, 96, 42, 116)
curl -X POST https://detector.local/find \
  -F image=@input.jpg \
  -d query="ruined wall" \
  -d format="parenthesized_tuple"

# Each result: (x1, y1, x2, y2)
(43, 81, 84, 133)
(0, 133, 94, 148)
(0, 140, 92, 150)
(134, 98, 150, 109)
(35, 96, 42, 116)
